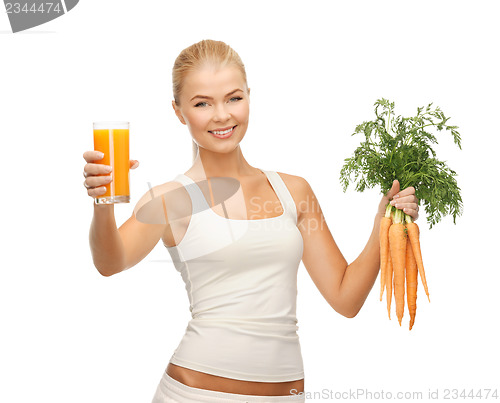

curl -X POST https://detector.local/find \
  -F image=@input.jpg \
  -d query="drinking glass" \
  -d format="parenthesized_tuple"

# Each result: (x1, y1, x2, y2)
(93, 121, 130, 204)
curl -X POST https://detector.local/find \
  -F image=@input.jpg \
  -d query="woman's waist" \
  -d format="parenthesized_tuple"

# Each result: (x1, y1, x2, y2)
(186, 316, 300, 337)
(166, 362, 305, 396)
(171, 325, 304, 382)
(190, 301, 298, 323)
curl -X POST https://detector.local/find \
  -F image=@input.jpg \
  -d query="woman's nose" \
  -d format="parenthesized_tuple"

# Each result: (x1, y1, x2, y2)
(213, 103, 231, 122)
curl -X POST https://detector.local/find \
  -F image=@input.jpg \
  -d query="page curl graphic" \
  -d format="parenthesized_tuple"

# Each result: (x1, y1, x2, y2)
(4, 0, 79, 33)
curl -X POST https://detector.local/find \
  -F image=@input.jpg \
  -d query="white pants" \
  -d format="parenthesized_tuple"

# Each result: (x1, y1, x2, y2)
(151, 371, 306, 403)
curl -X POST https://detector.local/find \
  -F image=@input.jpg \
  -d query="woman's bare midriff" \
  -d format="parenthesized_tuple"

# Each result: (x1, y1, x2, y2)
(166, 362, 304, 396)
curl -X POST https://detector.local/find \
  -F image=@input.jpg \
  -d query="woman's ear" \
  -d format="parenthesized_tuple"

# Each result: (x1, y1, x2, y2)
(172, 100, 186, 125)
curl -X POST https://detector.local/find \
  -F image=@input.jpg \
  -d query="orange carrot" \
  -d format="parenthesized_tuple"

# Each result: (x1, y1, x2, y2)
(405, 236, 418, 330)
(379, 215, 392, 301)
(386, 251, 393, 320)
(389, 214, 407, 326)
(406, 221, 430, 303)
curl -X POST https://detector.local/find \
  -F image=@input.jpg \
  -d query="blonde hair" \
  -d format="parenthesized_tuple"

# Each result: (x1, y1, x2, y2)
(172, 39, 248, 162)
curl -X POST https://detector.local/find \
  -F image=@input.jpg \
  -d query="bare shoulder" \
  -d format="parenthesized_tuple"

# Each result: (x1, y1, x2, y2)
(133, 179, 191, 225)
(275, 171, 311, 221)
(275, 171, 309, 191)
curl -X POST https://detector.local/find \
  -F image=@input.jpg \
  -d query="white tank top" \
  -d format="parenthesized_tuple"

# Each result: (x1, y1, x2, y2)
(164, 169, 304, 382)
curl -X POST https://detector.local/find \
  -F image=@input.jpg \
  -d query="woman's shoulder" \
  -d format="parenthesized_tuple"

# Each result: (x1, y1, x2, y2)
(274, 171, 311, 221)
(275, 171, 309, 194)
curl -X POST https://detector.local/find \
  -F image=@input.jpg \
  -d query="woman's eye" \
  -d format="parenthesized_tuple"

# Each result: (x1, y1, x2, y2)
(194, 97, 241, 107)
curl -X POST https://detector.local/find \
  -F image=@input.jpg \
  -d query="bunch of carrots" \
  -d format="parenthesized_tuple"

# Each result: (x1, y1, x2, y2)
(339, 99, 463, 330)
(380, 206, 429, 330)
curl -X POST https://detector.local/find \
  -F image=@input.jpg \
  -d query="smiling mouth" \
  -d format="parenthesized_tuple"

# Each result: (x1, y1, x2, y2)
(209, 125, 237, 135)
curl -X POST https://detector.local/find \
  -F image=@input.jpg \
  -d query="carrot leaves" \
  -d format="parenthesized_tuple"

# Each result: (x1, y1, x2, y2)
(339, 98, 463, 229)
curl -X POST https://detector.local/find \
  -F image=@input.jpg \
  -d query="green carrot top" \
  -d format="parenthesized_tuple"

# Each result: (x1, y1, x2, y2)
(339, 98, 463, 229)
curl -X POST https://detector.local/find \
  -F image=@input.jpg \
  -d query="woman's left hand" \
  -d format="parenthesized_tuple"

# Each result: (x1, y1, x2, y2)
(377, 179, 419, 221)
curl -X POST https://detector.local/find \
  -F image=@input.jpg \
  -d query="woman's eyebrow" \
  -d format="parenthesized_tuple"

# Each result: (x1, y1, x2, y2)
(190, 89, 243, 102)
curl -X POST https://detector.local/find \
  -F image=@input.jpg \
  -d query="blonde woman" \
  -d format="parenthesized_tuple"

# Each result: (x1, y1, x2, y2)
(83, 39, 419, 402)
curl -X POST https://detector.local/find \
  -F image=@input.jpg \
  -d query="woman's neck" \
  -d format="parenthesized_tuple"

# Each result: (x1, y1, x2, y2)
(191, 146, 257, 179)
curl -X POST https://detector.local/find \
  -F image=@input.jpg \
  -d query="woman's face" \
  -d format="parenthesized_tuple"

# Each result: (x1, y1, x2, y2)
(173, 64, 250, 154)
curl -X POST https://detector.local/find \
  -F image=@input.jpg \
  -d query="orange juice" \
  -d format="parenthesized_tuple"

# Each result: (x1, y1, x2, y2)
(93, 122, 130, 204)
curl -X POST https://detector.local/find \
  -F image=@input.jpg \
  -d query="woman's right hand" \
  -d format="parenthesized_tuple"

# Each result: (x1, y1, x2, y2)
(83, 151, 139, 199)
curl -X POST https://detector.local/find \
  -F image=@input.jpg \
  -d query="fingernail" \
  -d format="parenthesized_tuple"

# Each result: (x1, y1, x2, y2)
(97, 152, 104, 158)
(105, 165, 112, 172)
(392, 194, 399, 199)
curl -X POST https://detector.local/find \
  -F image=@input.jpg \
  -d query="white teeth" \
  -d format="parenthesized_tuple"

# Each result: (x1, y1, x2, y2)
(212, 127, 233, 135)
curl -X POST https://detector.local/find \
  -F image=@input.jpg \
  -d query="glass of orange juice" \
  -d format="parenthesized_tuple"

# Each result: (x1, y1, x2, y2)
(93, 121, 130, 204)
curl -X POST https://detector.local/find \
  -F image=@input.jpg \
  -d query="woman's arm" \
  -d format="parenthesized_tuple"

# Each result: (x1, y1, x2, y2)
(334, 213, 382, 318)
(294, 176, 418, 318)
(90, 204, 127, 276)
(89, 181, 185, 277)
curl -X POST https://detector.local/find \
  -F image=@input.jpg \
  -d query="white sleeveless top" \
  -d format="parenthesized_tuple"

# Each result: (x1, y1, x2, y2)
(164, 169, 305, 382)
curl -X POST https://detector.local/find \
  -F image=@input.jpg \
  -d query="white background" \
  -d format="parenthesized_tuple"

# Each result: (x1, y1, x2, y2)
(1, 1, 498, 402)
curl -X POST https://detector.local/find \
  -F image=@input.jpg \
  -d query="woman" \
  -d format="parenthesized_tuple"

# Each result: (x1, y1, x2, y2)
(83, 39, 419, 402)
